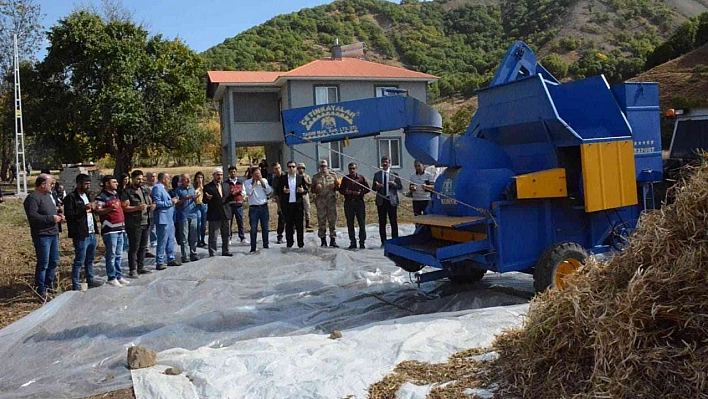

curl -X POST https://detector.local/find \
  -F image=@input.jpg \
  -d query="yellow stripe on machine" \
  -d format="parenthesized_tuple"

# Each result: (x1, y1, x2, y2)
(580, 140, 637, 212)
(514, 168, 567, 199)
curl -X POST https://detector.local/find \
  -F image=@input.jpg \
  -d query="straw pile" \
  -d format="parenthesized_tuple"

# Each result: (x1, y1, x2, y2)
(489, 164, 708, 398)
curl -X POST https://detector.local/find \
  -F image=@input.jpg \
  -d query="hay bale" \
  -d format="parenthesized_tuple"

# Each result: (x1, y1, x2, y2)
(490, 163, 708, 398)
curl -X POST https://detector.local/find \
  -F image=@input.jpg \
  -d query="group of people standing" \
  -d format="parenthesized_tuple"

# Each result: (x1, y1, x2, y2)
(22, 157, 436, 301)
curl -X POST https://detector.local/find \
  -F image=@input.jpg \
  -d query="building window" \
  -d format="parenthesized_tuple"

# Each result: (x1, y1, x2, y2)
(327, 140, 343, 170)
(315, 86, 338, 105)
(379, 138, 401, 168)
(375, 86, 399, 97)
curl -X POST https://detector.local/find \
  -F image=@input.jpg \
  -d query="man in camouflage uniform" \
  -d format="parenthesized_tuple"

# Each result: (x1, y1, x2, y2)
(311, 159, 339, 247)
(297, 163, 314, 232)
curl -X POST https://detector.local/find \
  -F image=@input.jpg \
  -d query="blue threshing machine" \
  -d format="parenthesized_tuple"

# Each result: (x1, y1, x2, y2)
(282, 42, 663, 292)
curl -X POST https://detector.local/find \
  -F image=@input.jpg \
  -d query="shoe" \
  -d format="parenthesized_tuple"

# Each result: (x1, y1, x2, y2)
(209, 253, 215, 257)
(249, 248, 256, 253)
(329, 239, 339, 248)
(118, 278, 131, 285)
(88, 279, 105, 288)
(320, 238, 327, 247)
(107, 279, 123, 287)
(228, 237, 233, 245)
(359, 242, 366, 249)
(72, 286, 81, 291)
(197, 242, 207, 248)
(298, 244, 305, 249)
(263, 246, 269, 249)
(156, 264, 167, 270)
(276, 238, 283, 244)
(127, 271, 140, 279)
(181, 258, 190, 264)
(167, 260, 182, 267)
(190, 255, 198, 262)
(222, 252, 233, 257)
(348, 243, 357, 250)
(241, 238, 249, 246)
(137, 269, 153, 275)
(145, 252, 155, 258)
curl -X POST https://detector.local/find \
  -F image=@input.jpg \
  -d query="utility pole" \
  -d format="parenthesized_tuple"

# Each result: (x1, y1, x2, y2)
(14, 33, 27, 196)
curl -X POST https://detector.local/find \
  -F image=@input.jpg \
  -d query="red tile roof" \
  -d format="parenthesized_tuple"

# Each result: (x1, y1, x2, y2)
(207, 71, 281, 84)
(207, 58, 438, 85)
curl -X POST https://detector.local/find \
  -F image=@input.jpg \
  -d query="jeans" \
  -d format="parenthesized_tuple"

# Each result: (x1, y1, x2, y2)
(377, 200, 399, 245)
(248, 205, 269, 250)
(344, 199, 366, 245)
(102, 232, 124, 281)
(33, 235, 59, 296)
(149, 214, 157, 246)
(196, 203, 208, 243)
(177, 217, 198, 259)
(126, 224, 149, 272)
(155, 223, 176, 265)
(71, 234, 97, 290)
(229, 204, 245, 240)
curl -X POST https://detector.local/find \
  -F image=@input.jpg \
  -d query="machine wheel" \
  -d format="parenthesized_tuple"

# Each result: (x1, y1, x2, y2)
(389, 254, 424, 273)
(533, 242, 587, 293)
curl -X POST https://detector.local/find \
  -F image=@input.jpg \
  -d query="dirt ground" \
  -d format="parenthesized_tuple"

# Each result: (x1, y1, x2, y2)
(0, 168, 414, 399)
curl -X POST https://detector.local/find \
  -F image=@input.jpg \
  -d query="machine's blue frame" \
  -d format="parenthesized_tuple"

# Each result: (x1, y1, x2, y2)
(281, 41, 663, 284)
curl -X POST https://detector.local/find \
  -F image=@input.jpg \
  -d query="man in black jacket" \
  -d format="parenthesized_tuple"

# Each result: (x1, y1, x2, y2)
(121, 170, 156, 277)
(24, 174, 64, 300)
(203, 167, 235, 256)
(275, 161, 309, 248)
(64, 174, 105, 291)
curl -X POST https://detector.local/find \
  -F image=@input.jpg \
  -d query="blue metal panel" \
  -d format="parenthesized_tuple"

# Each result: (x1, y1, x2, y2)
(436, 239, 490, 261)
(611, 83, 663, 183)
(547, 75, 633, 142)
(430, 167, 515, 216)
(281, 95, 442, 147)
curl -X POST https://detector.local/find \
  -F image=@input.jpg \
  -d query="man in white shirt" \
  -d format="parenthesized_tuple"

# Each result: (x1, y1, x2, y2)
(244, 167, 273, 253)
(409, 160, 434, 215)
(275, 161, 308, 248)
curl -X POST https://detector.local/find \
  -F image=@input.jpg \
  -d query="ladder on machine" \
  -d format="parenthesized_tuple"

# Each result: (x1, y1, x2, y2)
(14, 34, 27, 196)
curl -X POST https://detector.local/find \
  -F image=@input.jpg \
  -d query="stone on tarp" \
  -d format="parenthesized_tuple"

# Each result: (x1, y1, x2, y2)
(127, 346, 157, 370)
(165, 367, 182, 375)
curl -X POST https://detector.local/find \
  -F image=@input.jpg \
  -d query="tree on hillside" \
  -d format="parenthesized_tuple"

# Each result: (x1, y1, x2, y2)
(0, 0, 43, 181)
(32, 10, 205, 176)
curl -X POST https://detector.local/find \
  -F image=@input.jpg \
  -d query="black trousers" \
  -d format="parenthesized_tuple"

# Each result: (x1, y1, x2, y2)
(282, 202, 304, 248)
(277, 210, 285, 239)
(412, 200, 430, 216)
(344, 199, 366, 245)
(377, 200, 398, 245)
(208, 219, 230, 255)
(126, 224, 149, 272)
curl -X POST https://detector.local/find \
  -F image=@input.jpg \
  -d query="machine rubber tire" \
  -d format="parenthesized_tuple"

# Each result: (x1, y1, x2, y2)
(389, 254, 424, 273)
(533, 242, 587, 293)
(449, 268, 486, 284)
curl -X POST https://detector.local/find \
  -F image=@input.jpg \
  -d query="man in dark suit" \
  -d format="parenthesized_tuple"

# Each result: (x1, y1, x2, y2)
(203, 167, 235, 256)
(275, 161, 309, 248)
(372, 156, 403, 247)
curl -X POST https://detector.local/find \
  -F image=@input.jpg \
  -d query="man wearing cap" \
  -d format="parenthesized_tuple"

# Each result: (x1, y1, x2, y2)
(311, 159, 340, 248)
(203, 167, 235, 256)
(296, 162, 314, 231)
(64, 173, 105, 291)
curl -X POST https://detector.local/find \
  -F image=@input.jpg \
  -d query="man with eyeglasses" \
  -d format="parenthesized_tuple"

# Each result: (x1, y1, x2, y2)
(275, 161, 309, 248)
(372, 156, 402, 247)
(203, 168, 235, 257)
(312, 159, 340, 247)
(338, 162, 370, 249)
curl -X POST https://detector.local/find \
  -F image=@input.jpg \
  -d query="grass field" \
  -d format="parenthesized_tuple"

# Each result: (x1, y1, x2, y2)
(0, 166, 415, 399)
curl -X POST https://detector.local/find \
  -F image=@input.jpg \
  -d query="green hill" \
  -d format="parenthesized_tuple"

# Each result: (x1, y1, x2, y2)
(201, 0, 708, 99)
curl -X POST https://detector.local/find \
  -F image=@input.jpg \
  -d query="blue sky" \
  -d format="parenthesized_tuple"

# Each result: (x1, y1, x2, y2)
(38, 0, 390, 58)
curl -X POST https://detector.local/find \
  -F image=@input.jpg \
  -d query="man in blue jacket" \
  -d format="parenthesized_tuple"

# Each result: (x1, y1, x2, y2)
(151, 172, 180, 270)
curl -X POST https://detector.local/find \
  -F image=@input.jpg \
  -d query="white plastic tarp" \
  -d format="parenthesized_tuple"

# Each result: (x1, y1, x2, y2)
(0, 225, 532, 399)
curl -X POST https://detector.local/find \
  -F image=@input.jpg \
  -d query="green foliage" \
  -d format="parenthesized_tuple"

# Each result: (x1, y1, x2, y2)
(541, 54, 568, 79)
(201, 0, 696, 98)
(28, 11, 206, 176)
(645, 12, 708, 69)
(442, 104, 477, 136)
